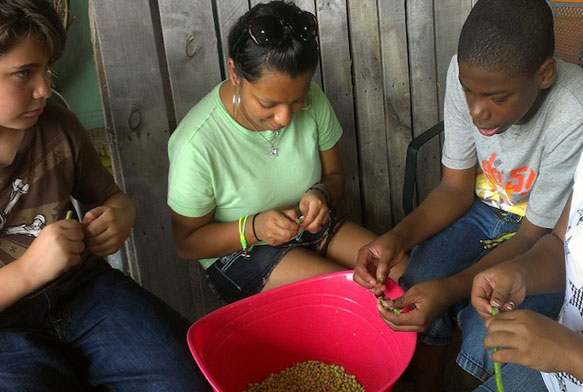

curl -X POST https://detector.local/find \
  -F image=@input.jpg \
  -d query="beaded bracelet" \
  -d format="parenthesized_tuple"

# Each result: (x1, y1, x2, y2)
(252, 213, 262, 241)
(306, 182, 331, 208)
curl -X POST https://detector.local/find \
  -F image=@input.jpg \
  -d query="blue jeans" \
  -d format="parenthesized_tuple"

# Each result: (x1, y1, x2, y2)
(473, 363, 547, 391)
(400, 200, 563, 385)
(0, 258, 211, 391)
(460, 305, 549, 391)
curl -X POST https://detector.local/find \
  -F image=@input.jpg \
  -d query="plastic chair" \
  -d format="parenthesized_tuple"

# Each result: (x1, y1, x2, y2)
(402, 1, 583, 215)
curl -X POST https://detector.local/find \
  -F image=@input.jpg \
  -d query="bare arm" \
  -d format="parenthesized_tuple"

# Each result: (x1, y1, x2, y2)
(354, 165, 476, 290)
(390, 165, 476, 250)
(171, 208, 300, 260)
(0, 219, 85, 311)
(518, 194, 569, 294)
(473, 195, 583, 380)
(507, 198, 569, 296)
(0, 261, 39, 312)
(101, 190, 136, 212)
(171, 211, 251, 260)
(445, 216, 556, 306)
(315, 145, 344, 205)
(299, 145, 344, 232)
(82, 191, 136, 256)
(472, 194, 570, 318)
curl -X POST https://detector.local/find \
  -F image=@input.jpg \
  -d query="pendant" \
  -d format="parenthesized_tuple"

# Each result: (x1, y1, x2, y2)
(269, 146, 279, 157)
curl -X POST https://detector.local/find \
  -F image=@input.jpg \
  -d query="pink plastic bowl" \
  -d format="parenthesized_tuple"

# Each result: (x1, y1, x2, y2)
(187, 271, 416, 392)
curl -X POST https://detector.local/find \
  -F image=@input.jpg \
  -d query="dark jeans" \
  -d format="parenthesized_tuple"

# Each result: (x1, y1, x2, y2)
(0, 258, 211, 392)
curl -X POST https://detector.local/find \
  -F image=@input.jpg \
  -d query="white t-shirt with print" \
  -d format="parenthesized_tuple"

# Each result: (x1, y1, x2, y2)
(542, 151, 583, 391)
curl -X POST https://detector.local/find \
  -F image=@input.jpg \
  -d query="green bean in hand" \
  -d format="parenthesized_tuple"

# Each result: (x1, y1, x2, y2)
(491, 307, 504, 392)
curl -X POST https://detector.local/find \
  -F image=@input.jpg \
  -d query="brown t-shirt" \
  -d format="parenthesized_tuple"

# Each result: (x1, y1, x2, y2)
(0, 101, 120, 266)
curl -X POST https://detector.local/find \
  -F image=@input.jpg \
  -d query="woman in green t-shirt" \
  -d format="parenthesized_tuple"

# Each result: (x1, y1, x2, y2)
(168, 1, 404, 303)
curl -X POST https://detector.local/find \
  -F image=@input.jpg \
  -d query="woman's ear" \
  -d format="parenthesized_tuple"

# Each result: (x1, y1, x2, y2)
(536, 57, 556, 90)
(227, 59, 241, 87)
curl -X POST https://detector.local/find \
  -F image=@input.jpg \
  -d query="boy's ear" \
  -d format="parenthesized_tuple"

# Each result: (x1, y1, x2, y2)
(227, 58, 241, 87)
(535, 57, 556, 90)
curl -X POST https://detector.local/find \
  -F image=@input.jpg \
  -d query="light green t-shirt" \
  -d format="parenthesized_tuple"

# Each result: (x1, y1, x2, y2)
(167, 81, 342, 268)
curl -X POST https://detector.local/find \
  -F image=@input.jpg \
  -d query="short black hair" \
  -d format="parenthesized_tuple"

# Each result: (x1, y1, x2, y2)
(228, 1, 319, 82)
(0, 0, 66, 63)
(458, 0, 554, 76)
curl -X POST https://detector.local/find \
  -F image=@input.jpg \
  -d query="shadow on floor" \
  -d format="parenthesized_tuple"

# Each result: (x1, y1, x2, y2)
(392, 328, 482, 392)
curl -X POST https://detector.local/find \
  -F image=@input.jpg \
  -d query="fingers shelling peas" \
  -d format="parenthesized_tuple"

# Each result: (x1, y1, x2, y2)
(378, 294, 402, 315)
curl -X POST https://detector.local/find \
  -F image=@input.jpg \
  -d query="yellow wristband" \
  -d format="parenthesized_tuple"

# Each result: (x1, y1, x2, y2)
(238, 215, 250, 250)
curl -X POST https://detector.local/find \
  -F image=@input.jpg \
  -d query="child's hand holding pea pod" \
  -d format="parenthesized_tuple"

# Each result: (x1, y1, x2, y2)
(290, 215, 304, 242)
(378, 294, 402, 315)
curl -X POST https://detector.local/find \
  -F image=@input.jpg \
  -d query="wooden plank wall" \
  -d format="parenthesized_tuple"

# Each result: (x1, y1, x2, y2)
(89, 0, 474, 321)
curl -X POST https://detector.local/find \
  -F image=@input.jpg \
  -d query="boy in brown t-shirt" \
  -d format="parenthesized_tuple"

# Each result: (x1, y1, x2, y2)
(0, 1, 210, 390)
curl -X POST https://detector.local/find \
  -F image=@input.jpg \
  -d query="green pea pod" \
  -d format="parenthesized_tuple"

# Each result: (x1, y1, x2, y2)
(378, 295, 402, 315)
(480, 231, 518, 250)
(492, 307, 504, 392)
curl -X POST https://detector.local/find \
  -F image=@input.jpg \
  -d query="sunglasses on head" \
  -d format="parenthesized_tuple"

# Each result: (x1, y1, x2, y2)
(247, 11, 318, 47)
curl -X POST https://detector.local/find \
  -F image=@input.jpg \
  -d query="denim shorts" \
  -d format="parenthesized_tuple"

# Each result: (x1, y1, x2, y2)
(206, 212, 345, 303)
(399, 199, 564, 382)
